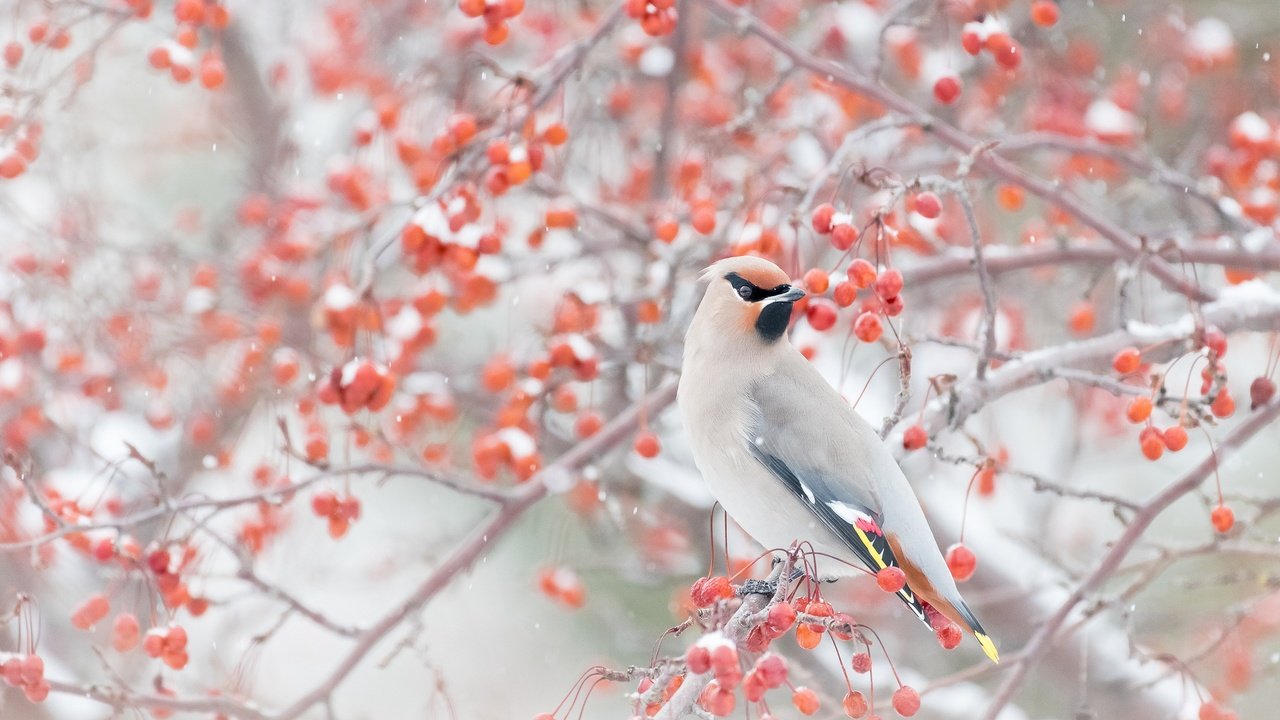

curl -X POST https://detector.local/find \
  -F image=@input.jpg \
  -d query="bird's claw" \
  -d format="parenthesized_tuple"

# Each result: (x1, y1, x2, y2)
(738, 567, 808, 597)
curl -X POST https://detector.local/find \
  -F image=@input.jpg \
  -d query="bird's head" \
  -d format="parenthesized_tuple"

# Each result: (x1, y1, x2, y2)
(695, 256, 805, 345)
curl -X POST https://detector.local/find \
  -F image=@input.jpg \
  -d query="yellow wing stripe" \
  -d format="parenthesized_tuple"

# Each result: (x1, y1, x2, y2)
(853, 525, 915, 604)
(853, 526, 887, 568)
(975, 632, 1000, 664)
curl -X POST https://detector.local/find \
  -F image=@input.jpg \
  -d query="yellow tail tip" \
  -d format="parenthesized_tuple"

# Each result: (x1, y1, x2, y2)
(975, 632, 1000, 664)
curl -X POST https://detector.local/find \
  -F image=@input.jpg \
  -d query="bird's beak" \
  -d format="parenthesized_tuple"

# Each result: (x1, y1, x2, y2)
(767, 287, 806, 305)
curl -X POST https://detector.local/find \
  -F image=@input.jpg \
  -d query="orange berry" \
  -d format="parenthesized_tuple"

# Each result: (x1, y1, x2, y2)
(542, 122, 568, 145)
(483, 21, 509, 45)
(811, 203, 835, 234)
(996, 184, 1024, 211)
(877, 566, 906, 593)
(634, 432, 660, 458)
(1125, 396, 1152, 423)
(636, 299, 661, 324)
(853, 312, 882, 343)
(1162, 425, 1188, 452)
(945, 543, 976, 581)
(847, 258, 877, 289)
(795, 623, 821, 649)
(902, 425, 927, 451)
(0, 154, 26, 179)
(1211, 504, 1234, 533)
(574, 411, 603, 438)
(792, 686, 820, 715)
(481, 356, 515, 393)
(1211, 389, 1236, 418)
(802, 268, 829, 295)
(832, 282, 857, 307)
(1068, 301, 1095, 335)
(892, 686, 921, 717)
(1140, 431, 1164, 460)
(1031, 0, 1060, 27)
(691, 205, 717, 235)
(1112, 347, 1141, 374)
(831, 223, 858, 250)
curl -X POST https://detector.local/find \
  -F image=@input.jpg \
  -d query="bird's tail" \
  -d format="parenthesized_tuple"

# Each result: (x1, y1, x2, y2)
(847, 521, 999, 663)
(899, 585, 999, 664)
(951, 598, 1000, 664)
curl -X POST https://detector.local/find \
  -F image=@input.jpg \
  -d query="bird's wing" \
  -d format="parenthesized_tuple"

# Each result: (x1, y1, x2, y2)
(744, 357, 1000, 663)
(743, 369, 926, 617)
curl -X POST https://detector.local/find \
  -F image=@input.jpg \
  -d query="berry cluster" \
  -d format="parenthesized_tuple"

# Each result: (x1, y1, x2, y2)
(625, 0, 677, 37)
(673, 573, 933, 718)
(142, 624, 189, 670)
(311, 491, 362, 539)
(1, 653, 48, 703)
(458, 0, 524, 46)
(317, 359, 396, 415)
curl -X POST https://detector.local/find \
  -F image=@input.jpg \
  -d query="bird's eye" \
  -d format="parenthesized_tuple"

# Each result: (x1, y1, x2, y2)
(737, 284, 752, 300)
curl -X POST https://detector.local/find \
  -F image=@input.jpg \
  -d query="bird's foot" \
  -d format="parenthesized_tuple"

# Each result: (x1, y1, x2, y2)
(738, 567, 808, 597)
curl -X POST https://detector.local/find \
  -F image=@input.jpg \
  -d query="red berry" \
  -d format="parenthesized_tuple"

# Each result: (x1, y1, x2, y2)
(113, 613, 140, 652)
(1250, 377, 1276, 409)
(843, 690, 869, 718)
(803, 268, 830, 295)
(933, 74, 962, 104)
(847, 258, 877, 289)
(946, 543, 977, 581)
(699, 680, 735, 717)
(742, 670, 766, 702)
(0, 153, 27, 179)
(1140, 431, 1165, 460)
(1211, 389, 1236, 418)
(792, 686, 820, 715)
(806, 301, 837, 332)
(1112, 347, 1141, 374)
(877, 566, 906, 593)
(1068, 301, 1095, 335)
(873, 268, 903, 299)
(1162, 425, 1188, 452)
(853, 312, 883, 343)
(691, 576, 733, 607)
(20, 654, 43, 684)
(902, 425, 927, 451)
(795, 623, 822, 650)
(574, 411, 603, 438)
(311, 491, 338, 517)
(24, 679, 50, 703)
(892, 685, 921, 717)
(3, 42, 22, 68)
(988, 34, 1021, 70)
(634, 432, 661, 458)
(1030, 0, 1059, 27)
(754, 653, 788, 687)
(831, 222, 859, 251)
(766, 601, 797, 634)
(71, 593, 111, 630)
(936, 623, 962, 649)
(1125, 396, 1152, 423)
(1211, 504, 1234, 533)
(851, 652, 872, 674)
(1203, 326, 1227, 357)
(914, 192, 942, 219)
(686, 645, 712, 674)
(811, 203, 836, 234)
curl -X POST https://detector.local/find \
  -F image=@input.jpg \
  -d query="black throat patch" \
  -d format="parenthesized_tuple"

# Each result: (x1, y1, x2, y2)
(756, 301, 793, 343)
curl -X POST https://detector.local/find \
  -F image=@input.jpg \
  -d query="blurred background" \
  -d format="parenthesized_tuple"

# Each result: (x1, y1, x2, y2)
(1, 0, 1279, 718)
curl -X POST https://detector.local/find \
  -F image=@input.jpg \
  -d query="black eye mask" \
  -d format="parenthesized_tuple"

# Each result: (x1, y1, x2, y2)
(725, 272, 792, 302)
(724, 272, 797, 343)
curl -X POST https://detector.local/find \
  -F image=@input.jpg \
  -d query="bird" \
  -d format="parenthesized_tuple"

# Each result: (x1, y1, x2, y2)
(678, 255, 999, 663)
